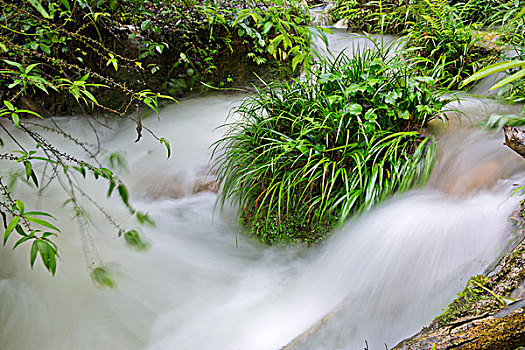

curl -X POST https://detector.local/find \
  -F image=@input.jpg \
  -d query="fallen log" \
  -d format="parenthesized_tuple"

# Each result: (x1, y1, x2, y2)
(504, 125, 525, 159)
(393, 306, 525, 350)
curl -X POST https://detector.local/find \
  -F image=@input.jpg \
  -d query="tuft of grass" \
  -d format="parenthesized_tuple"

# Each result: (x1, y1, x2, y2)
(213, 45, 449, 244)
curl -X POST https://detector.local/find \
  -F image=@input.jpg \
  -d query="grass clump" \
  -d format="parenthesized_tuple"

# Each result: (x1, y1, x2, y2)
(213, 46, 448, 244)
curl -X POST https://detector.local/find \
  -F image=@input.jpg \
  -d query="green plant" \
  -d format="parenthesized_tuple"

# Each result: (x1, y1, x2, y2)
(330, 0, 417, 34)
(0, 0, 175, 281)
(448, 0, 506, 24)
(0, 0, 321, 277)
(406, 0, 500, 90)
(233, 0, 331, 73)
(213, 45, 448, 244)
(461, 59, 525, 105)
(485, 0, 524, 43)
(461, 9, 525, 103)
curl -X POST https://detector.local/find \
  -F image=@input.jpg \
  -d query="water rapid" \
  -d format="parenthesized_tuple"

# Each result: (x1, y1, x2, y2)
(1, 35, 525, 350)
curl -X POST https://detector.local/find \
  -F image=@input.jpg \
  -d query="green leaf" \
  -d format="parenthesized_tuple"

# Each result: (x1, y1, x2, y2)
(136, 211, 155, 226)
(124, 230, 148, 251)
(7, 81, 21, 89)
(41, 231, 57, 238)
(291, 54, 304, 71)
(24, 211, 55, 218)
(4, 100, 14, 111)
(140, 19, 151, 31)
(25, 63, 40, 74)
(100, 168, 114, 180)
(24, 161, 32, 180)
(399, 110, 410, 119)
(344, 104, 363, 116)
(233, 10, 261, 27)
(160, 138, 171, 159)
(38, 240, 57, 275)
(13, 235, 32, 250)
(27, 0, 52, 19)
(30, 240, 38, 267)
(81, 90, 98, 105)
(15, 225, 26, 236)
(4, 216, 20, 245)
(489, 68, 525, 91)
(16, 109, 44, 119)
(263, 21, 273, 35)
(73, 165, 86, 178)
(11, 113, 19, 127)
(30, 171, 39, 187)
(117, 184, 129, 205)
(59, 0, 70, 11)
(39, 43, 51, 55)
(25, 216, 60, 232)
(91, 267, 116, 288)
(460, 60, 525, 87)
(3, 60, 23, 70)
(107, 180, 116, 198)
(16, 200, 24, 214)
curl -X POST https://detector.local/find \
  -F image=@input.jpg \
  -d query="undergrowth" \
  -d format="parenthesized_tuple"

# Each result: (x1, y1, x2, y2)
(406, 0, 500, 90)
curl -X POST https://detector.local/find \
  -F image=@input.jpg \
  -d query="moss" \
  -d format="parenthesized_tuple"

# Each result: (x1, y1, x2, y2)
(429, 275, 493, 330)
(244, 211, 331, 245)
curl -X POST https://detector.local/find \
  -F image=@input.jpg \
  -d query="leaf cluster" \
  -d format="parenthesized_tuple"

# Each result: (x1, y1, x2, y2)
(3, 199, 60, 275)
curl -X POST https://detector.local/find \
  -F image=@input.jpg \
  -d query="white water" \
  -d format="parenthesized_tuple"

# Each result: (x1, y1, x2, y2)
(2, 36, 525, 350)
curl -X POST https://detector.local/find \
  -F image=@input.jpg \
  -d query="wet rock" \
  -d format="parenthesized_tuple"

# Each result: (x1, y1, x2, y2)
(333, 18, 349, 29)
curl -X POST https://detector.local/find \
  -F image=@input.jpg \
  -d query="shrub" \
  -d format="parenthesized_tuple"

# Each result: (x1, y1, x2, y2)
(213, 46, 447, 244)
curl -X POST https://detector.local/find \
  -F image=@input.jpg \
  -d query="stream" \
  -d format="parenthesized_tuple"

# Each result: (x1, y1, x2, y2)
(1, 33, 525, 350)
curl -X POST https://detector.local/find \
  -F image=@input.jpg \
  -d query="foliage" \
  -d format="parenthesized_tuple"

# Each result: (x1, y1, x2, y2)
(233, 0, 331, 73)
(330, 0, 417, 34)
(485, 0, 524, 42)
(213, 46, 447, 244)
(0, 0, 320, 108)
(462, 59, 525, 105)
(447, 0, 507, 24)
(461, 8, 525, 105)
(0, 0, 176, 280)
(405, 0, 500, 90)
(0, 0, 323, 276)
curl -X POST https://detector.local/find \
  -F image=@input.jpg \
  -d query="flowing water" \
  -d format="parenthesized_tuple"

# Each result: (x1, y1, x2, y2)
(1, 33, 525, 350)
